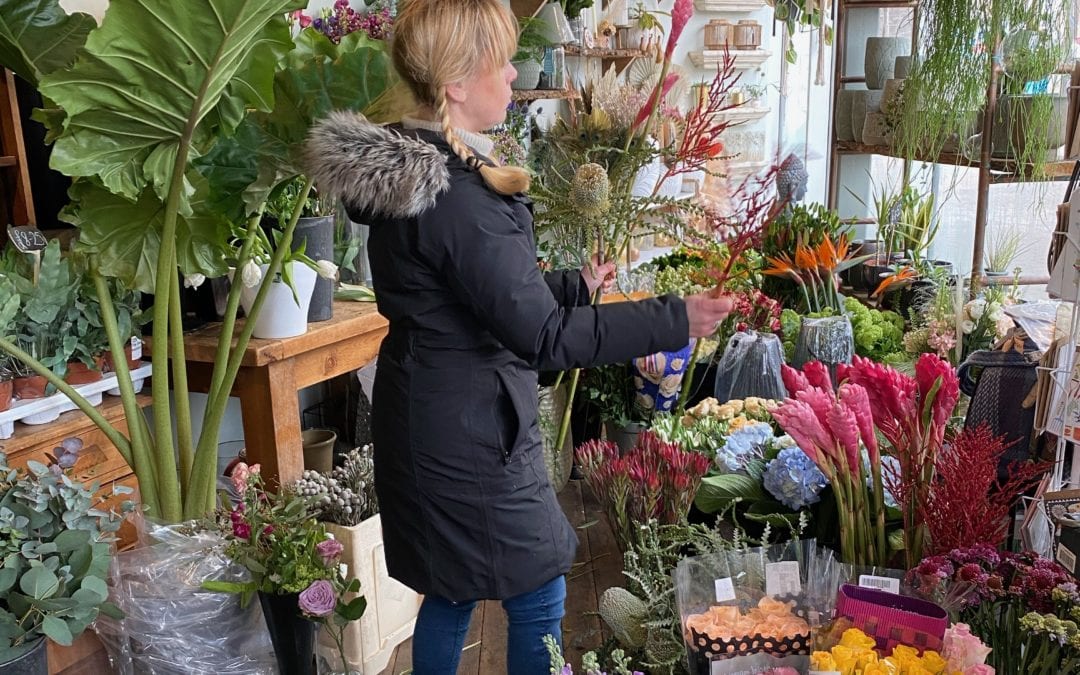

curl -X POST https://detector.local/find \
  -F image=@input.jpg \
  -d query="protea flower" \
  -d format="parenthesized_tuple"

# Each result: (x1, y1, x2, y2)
(569, 162, 611, 217)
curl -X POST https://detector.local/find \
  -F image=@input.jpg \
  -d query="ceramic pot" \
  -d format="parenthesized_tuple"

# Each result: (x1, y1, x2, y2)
(864, 37, 910, 89)
(605, 421, 645, 456)
(834, 89, 862, 141)
(13, 374, 46, 400)
(64, 356, 105, 385)
(301, 429, 336, 473)
(293, 216, 335, 323)
(259, 592, 317, 675)
(880, 78, 904, 116)
(236, 262, 317, 339)
(990, 94, 1069, 160)
(862, 111, 891, 146)
(511, 60, 540, 90)
(0, 637, 47, 675)
(851, 90, 884, 142)
(893, 55, 912, 79)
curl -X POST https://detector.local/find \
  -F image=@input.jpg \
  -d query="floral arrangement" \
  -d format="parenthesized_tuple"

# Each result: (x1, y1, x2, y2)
(575, 431, 711, 551)
(908, 546, 1074, 673)
(1018, 583, 1080, 674)
(294, 444, 378, 526)
(762, 446, 829, 511)
(809, 627, 991, 675)
(959, 286, 1016, 358)
(650, 396, 778, 458)
(203, 463, 367, 667)
(836, 354, 960, 567)
(763, 232, 863, 314)
(290, 0, 393, 42)
(772, 361, 888, 566)
(230, 220, 338, 300)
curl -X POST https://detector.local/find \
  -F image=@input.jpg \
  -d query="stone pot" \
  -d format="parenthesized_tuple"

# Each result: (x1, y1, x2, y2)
(851, 90, 884, 142)
(835, 89, 862, 142)
(894, 55, 912, 79)
(990, 93, 1069, 160)
(605, 421, 645, 456)
(511, 60, 541, 90)
(301, 428, 336, 473)
(864, 37, 910, 90)
(880, 78, 904, 116)
(862, 111, 891, 146)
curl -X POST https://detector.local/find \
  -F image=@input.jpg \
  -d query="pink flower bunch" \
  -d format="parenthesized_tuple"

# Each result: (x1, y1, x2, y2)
(665, 0, 693, 59)
(772, 361, 886, 566)
(942, 623, 994, 673)
(927, 318, 957, 358)
(230, 462, 261, 495)
(576, 431, 710, 551)
(837, 354, 959, 566)
(730, 289, 782, 333)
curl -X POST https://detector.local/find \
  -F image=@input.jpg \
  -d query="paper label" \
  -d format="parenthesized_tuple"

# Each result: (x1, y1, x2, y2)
(1057, 544, 1077, 573)
(859, 574, 901, 594)
(714, 577, 735, 602)
(765, 561, 802, 596)
(130, 336, 143, 361)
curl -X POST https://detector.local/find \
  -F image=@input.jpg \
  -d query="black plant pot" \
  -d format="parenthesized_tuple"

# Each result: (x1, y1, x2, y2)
(259, 592, 317, 675)
(0, 637, 47, 675)
(293, 216, 335, 322)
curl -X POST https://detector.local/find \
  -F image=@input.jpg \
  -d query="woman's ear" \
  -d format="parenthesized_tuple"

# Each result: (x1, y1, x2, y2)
(445, 81, 468, 104)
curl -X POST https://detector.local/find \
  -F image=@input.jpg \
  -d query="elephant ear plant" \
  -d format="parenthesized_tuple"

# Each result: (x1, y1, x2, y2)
(0, 0, 397, 522)
(0, 444, 133, 661)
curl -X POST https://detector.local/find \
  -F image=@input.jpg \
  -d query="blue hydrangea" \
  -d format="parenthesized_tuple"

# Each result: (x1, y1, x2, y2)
(715, 422, 775, 472)
(763, 447, 828, 511)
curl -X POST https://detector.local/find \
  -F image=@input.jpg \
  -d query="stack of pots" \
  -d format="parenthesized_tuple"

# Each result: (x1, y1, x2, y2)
(836, 37, 910, 146)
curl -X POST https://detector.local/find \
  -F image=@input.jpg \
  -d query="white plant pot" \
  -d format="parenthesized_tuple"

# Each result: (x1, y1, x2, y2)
(237, 262, 316, 339)
(511, 60, 541, 90)
(319, 515, 421, 674)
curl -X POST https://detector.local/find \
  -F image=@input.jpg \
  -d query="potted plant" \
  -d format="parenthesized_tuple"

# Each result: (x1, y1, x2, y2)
(0, 275, 19, 413)
(266, 177, 339, 323)
(560, 0, 593, 44)
(229, 218, 338, 340)
(0, 443, 131, 674)
(204, 463, 367, 675)
(64, 273, 110, 386)
(295, 445, 421, 675)
(985, 226, 1028, 277)
(512, 16, 554, 90)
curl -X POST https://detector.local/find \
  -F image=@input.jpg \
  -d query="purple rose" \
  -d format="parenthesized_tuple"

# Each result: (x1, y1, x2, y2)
(316, 539, 344, 565)
(298, 580, 336, 617)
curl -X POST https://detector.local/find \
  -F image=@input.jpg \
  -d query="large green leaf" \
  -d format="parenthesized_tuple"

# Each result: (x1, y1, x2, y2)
(693, 473, 766, 514)
(39, 0, 302, 205)
(65, 178, 230, 293)
(197, 28, 395, 217)
(0, 0, 95, 86)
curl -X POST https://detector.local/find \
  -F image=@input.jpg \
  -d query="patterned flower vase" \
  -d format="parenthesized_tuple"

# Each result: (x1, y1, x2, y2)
(632, 341, 695, 415)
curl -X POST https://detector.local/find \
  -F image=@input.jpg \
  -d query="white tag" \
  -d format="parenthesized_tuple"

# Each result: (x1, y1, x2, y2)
(130, 336, 143, 361)
(1057, 545, 1077, 573)
(714, 577, 735, 602)
(859, 574, 901, 594)
(765, 561, 802, 596)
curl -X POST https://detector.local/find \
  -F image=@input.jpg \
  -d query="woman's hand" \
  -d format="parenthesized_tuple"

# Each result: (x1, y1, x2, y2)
(683, 291, 734, 338)
(581, 254, 617, 297)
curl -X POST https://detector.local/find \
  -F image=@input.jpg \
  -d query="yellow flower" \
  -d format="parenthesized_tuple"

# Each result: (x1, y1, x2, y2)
(716, 404, 735, 419)
(839, 628, 877, 651)
(919, 650, 947, 674)
(830, 646, 861, 675)
(725, 399, 745, 414)
(811, 651, 838, 671)
(864, 661, 900, 675)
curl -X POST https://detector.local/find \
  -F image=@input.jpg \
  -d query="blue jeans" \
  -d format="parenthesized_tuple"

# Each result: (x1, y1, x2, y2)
(411, 575, 566, 675)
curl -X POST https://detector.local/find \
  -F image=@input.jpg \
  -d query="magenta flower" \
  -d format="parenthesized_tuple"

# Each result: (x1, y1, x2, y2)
(233, 522, 251, 539)
(317, 538, 345, 565)
(298, 579, 337, 617)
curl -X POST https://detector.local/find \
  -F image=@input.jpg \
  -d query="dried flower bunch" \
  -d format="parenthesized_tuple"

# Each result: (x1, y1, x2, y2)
(295, 444, 378, 527)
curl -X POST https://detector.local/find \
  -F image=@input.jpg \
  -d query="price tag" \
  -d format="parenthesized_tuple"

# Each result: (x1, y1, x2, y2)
(765, 561, 802, 596)
(7, 225, 46, 253)
(1057, 545, 1077, 574)
(130, 336, 143, 362)
(859, 574, 901, 594)
(714, 577, 735, 602)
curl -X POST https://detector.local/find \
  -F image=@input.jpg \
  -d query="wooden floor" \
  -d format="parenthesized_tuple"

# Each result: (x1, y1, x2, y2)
(379, 480, 624, 674)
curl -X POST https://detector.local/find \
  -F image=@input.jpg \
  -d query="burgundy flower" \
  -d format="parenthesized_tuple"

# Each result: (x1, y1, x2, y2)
(233, 522, 251, 539)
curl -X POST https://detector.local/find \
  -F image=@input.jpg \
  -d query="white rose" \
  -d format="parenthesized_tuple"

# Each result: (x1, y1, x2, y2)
(183, 273, 206, 289)
(241, 260, 262, 288)
(961, 320, 976, 334)
(315, 259, 339, 280)
(987, 301, 1004, 323)
(967, 299, 986, 320)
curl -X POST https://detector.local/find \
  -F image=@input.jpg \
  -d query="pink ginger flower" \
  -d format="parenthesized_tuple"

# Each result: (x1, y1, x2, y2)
(633, 73, 680, 130)
(838, 383, 878, 463)
(915, 353, 959, 430)
(795, 387, 835, 434)
(665, 0, 694, 58)
(781, 364, 810, 396)
(772, 399, 835, 477)
(802, 360, 833, 391)
(827, 400, 862, 475)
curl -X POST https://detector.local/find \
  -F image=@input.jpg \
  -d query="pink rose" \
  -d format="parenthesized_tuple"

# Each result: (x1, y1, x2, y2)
(943, 623, 992, 671)
(317, 538, 344, 566)
(964, 666, 995, 675)
(298, 579, 337, 617)
(230, 462, 261, 494)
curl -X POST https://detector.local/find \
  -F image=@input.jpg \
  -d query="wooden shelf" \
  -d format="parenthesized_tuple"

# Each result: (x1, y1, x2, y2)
(835, 140, 1076, 182)
(511, 88, 581, 103)
(689, 49, 772, 70)
(565, 45, 648, 60)
(0, 155, 14, 167)
(711, 105, 771, 123)
(695, 0, 767, 11)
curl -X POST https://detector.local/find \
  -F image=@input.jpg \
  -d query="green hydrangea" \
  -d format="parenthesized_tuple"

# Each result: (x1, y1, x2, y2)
(843, 297, 904, 361)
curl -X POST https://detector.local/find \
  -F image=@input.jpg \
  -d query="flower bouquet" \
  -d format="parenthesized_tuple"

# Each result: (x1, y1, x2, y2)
(809, 626, 993, 675)
(203, 463, 366, 675)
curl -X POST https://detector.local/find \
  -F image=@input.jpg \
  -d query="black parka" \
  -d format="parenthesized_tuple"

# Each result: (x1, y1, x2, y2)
(306, 112, 690, 602)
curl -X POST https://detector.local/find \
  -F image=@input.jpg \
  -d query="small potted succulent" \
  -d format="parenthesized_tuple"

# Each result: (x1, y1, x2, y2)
(0, 441, 132, 674)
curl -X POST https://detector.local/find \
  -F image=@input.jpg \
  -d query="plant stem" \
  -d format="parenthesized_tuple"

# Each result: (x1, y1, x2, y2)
(675, 337, 705, 415)
(169, 265, 194, 495)
(92, 270, 161, 519)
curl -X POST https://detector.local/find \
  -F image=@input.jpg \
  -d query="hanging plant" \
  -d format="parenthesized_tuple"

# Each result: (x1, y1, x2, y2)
(893, 0, 1069, 177)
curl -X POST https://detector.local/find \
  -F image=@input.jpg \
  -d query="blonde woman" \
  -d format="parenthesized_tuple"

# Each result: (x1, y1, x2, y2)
(307, 1, 732, 671)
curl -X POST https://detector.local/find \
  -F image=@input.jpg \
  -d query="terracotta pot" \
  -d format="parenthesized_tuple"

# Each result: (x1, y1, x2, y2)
(13, 375, 47, 400)
(103, 343, 140, 372)
(65, 356, 105, 385)
(0, 379, 11, 412)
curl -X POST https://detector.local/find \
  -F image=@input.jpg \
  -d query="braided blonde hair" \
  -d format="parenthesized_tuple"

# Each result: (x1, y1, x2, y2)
(392, 0, 530, 195)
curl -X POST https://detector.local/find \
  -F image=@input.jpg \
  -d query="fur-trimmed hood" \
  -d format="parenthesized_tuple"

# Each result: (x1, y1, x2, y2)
(305, 111, 451, 220)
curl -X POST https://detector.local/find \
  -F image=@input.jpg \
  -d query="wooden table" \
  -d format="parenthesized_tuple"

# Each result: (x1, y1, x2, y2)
(181, 301, 388, 485)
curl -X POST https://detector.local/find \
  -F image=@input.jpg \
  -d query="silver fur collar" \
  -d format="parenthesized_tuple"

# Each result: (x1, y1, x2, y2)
(305, 111, 450, 219)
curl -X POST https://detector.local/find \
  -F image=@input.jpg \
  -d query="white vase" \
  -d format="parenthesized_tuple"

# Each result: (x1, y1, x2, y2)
(319, 516, 421, 675)
(511, 60, 541, 90)
(237, 262, 316, 339)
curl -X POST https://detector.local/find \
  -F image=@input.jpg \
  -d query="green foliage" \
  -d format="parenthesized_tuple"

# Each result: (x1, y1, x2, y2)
(0, 0, 95, 86)
(6, 241, 79, 379)
(581, 363, 638, 427)
(513, 16, 554, 65)
(560, 0, 594, 20)
(0, 274, 20, 379)
(0, 449, 131, 661)
(762, 202, 850, 259)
